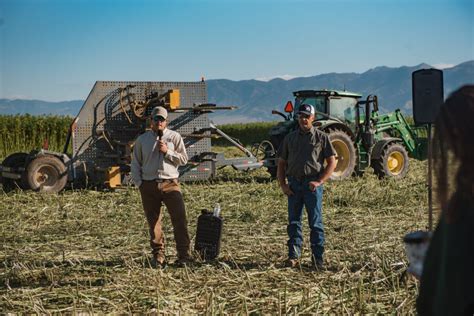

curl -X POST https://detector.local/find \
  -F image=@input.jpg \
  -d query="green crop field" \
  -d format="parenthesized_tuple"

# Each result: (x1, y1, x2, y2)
(0, 155, 431, 313)
(0, 115, 275, 160)
(0, 115, 72, 158)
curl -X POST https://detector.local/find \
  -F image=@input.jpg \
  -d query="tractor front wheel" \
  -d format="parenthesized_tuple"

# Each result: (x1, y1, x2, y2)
(372, 143, 409, 179)
(327, 130, 356, 180)
(26, 155, 68, 193)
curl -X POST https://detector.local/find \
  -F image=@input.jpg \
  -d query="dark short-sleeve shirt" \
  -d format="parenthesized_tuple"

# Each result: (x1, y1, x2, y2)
(278, 126, 335, 179)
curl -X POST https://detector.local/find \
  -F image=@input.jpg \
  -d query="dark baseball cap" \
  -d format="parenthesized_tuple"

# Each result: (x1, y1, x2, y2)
(297, 104, 315, 116)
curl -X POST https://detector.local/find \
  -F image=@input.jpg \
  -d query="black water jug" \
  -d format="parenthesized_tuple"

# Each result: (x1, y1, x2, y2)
(194, 209, 223, 260)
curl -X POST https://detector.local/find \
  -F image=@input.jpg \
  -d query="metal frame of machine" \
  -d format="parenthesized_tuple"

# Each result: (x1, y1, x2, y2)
(0, 81, 262, 192)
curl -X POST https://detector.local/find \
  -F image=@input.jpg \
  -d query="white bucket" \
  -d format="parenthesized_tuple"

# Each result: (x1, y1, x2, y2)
(403, 230, 431, 278)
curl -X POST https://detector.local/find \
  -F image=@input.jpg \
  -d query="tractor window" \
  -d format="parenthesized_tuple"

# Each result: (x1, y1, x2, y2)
(329, 97, 358, 122)
(294, 97, 326, 116)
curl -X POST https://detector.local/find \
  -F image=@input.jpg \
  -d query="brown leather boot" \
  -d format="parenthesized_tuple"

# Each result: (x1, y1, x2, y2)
(175, 253, 194, 266)
(152, 252, 166, 268)
(284, 258, 300, 268)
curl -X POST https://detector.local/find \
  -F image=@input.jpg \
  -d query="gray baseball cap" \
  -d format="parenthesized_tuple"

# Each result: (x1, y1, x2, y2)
(151, 106, 168, 120)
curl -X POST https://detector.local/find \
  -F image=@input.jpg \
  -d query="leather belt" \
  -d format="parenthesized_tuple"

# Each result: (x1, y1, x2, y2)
(144, 179, 177, 183)
(290, 175, 318, 182)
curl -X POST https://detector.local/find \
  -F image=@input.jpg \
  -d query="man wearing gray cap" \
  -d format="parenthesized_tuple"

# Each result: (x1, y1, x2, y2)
(131, 106, 192, 267)
(277, 103, 337, 270)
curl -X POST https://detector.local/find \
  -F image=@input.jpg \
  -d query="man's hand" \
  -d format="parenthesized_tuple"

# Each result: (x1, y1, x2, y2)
(308, 180, 323, 191)
(280, 183, 294, 196)
(158, 140, 168, 154)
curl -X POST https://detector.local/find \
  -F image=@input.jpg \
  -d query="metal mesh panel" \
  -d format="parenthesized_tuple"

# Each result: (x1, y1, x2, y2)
(71, 81, 210, 184)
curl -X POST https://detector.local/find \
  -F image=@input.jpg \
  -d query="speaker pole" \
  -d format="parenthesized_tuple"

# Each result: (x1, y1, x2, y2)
(412, 68, 443, 231)
(427, 123, 433, 231)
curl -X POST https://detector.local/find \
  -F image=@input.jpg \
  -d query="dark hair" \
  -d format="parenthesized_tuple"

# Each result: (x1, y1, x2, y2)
(433, 85, 474, 222)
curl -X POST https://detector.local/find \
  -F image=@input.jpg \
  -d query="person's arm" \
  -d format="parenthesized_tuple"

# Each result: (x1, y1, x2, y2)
(277, 158, 293, 196)
(309, 133, 337, 191)
(163, 134, 188, 166)
(130, 140, 143, 187)
(309, 155, 336, 191)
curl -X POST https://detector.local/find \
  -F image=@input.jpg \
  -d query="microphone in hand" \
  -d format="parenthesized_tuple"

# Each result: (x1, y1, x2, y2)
(153, 129, 164, 152)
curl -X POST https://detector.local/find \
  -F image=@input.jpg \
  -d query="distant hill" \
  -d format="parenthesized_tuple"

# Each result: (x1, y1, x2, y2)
(1, 61, 472, 123)
(207, 60, 474, 123)
(0, 99, 83, 116)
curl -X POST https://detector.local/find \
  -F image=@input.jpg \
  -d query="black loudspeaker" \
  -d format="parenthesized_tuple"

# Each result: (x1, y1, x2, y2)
(412, 69, 444, 125)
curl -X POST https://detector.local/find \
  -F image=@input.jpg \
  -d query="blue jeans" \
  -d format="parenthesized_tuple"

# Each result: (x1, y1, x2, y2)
(287, 177, 324, 260)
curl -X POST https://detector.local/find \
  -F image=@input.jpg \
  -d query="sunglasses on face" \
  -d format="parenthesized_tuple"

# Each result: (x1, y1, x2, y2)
(153, 116, 166, 122)
(298, 113, 311, 119)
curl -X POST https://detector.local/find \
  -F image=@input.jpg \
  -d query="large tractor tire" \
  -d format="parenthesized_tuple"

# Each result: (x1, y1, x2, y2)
(26, 155, 68, 193)
(1, 152, 30, 192)
(372, 143, 409, 179)
(327, 130, 356, 180)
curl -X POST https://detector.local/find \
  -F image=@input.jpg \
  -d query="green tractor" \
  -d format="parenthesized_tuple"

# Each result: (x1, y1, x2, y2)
(257, 89, 428, 180)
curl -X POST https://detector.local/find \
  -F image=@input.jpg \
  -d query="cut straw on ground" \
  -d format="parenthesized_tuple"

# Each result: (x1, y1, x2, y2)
(1, 158, 430, 313)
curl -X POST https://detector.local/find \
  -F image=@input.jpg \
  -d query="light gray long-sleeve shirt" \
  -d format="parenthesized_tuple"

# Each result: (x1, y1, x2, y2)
(130, 128, 188, 187)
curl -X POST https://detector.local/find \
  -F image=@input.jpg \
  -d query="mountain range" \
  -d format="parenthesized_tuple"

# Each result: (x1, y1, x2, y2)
(1, 61, 472, 124)
(207, 60, 473, 123)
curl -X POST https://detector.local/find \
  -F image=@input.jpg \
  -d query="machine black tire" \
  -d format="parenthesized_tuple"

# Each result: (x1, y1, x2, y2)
(253, 140, 277, 179)
(1, 152, 30, 191)
(327, 129, 356, 180)
(372, 143, 409, 179)
(253, 140, 275, 161)
(26, 155, 67, 193)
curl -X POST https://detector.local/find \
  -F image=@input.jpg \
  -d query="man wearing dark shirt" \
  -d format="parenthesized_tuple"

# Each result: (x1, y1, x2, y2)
(277, 103, 337, 269)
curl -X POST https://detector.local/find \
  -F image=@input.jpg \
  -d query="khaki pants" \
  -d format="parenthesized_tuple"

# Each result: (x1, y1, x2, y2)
(139, 179, 190, 259)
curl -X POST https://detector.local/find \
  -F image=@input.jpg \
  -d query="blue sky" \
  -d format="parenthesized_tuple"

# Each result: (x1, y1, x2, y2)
(0, 0, 472, 101)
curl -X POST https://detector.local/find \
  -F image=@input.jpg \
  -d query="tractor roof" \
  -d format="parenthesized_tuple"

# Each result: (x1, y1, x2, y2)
(293, 89, 362, 98)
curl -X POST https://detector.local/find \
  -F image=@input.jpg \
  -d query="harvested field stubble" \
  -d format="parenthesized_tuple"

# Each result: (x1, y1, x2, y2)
(0, 159, 430, 313)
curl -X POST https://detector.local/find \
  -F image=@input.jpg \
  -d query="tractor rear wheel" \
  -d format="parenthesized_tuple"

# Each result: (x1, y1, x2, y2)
(26, 155, 68, 193)
(327, 130, 356, 180)
(372, 143, 409, 179)
(1, 152, 30, 191)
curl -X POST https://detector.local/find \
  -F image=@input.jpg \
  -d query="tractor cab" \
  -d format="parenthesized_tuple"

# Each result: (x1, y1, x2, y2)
(292, 90, 362, 124)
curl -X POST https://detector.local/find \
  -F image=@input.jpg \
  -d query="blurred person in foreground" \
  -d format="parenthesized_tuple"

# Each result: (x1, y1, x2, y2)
(131, 106, 193, 268)
(277, 103, 337, 270)
(417, 85, 474, 315)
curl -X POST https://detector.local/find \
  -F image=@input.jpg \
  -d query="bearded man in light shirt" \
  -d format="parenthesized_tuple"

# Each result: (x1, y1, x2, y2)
(131, 106, 192, 267)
